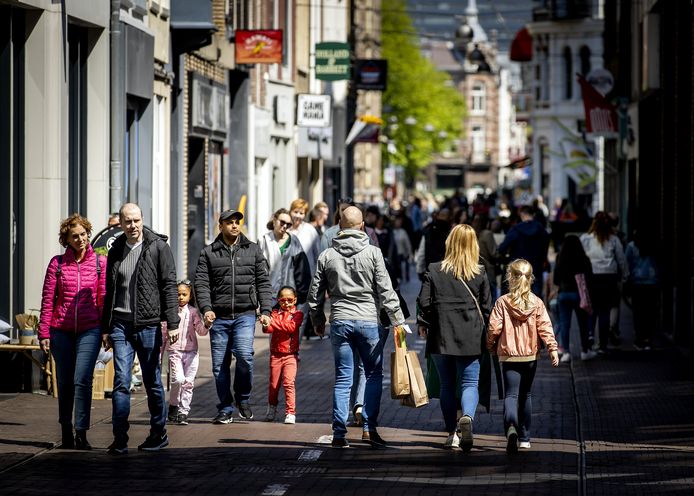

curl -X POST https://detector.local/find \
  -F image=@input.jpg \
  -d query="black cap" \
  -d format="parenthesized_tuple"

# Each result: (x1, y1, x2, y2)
(219, 209, 244, 222)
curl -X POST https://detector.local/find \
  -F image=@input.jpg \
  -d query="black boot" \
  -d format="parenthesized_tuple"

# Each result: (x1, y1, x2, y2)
(59, 424, 74, 449)
(74, 430, 92, 450)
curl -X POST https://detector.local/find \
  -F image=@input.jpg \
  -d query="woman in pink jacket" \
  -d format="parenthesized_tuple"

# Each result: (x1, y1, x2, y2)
(487, 259, 559, 454)
(39, 214, 106, 450)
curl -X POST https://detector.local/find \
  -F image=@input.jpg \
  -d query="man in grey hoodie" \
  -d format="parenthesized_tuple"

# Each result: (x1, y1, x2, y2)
(309, 206, 405, 449)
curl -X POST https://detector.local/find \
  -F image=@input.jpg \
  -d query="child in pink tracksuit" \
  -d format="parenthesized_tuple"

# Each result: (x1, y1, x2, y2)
(162, 280, 207, 425)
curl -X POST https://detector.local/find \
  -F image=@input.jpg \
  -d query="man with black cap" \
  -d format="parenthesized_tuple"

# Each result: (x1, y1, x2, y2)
(194, 209, 273, 424)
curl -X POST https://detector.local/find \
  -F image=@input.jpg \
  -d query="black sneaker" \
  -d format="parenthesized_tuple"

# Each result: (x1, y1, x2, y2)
(212, 411, 233, 424)
(177, 414, 189, 425)
(138, 432, 169, 451)
(506, 426, 518, 454)
(167, 405, 179, 422)
(107, 438, 128, 455)
(361, 430, 387, 449)
(331, 437, 350, 448)
(237, 402, 253, 420)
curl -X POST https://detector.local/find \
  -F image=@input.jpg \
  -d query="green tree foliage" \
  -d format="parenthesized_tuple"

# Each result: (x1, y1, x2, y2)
(381, 0, 466, 184)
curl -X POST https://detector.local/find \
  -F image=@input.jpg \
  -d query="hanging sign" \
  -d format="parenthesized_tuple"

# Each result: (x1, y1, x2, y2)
(235, 30, 283, 64)
(315, 42, 351, 81)
(296, 94, 332, 127)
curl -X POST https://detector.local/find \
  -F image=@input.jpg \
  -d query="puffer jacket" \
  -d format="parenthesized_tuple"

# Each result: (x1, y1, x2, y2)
(262, 308, 303, 354)
(38, 244, 106, 340)
(162, 304, 208, 353)
(102, 228, 180, 331)
(487, 293, 557, 361)
(194, 233, 273, 318)
(308, 229, 404, 327)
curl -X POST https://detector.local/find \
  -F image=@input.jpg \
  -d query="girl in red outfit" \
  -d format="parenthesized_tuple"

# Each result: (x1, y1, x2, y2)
(262, 286, 303, 424)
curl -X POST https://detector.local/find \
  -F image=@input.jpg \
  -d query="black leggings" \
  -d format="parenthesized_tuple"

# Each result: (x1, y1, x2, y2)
(502, 360, 537, 443)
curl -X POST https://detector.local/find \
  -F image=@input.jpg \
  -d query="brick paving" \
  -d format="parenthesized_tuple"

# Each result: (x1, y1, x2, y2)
(0, 276, 692, 495)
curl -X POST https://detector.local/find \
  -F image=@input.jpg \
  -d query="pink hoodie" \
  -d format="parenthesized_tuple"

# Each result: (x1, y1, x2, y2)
(162, 304, 208, 353)
(38, 245, 107, 340)
(487, 293, 558, 361)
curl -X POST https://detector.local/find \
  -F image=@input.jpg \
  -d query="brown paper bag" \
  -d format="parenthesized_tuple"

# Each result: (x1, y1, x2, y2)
(400, 350, 429, 408)
(390, 327, 410, 399)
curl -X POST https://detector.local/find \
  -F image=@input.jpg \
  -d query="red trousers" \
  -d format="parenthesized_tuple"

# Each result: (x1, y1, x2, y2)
(268, 352, 298, 415)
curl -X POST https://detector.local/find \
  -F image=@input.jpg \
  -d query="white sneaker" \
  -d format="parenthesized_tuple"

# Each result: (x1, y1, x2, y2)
(581, 350, 598, 361)
(444, 432, 460, 449)
(284, 414, 296, 424)
(519, 441, 531, 449)
(265, 405, 277, 422)
(560, 353, 571, 363)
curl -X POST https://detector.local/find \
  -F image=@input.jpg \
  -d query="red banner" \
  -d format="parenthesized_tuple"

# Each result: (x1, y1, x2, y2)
(577, 74, 618, 134)
(235, 30, 283, 64)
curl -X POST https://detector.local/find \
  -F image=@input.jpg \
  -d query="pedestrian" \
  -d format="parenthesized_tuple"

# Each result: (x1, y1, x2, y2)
(472, 213, 499, 301)
(417, 224, 492, 451)
(107, 212, 120, 227)
(162, 279, 208, 426)
(102, 203, 180, 454)
(194, 209, 273, 424)
(308, 206, 406, 449)
(258, 208, 311, 305)
(498, 205, 550, 297)
(392, 216, 413, 282)
(262, 286, 303, 425)
(625, 230, 659, 351)
(487, 259, 559, 454)
(288, 198, 321, 274)
(38, 214, 106, 450)
(553, 235, 596, 362)
(580, 211, 628, 354)
(309, 201, 330, 236)
(415, 209, 452, 280)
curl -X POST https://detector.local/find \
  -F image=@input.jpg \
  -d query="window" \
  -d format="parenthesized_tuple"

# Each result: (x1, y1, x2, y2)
(471, 126, 486, 163)
(68, 24, 88, 215)
(471, 83, 485, 113)
(579, 45, 591, 76)
(563, 46, 573, 100)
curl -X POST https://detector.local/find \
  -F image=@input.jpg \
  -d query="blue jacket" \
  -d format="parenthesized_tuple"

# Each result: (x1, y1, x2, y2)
(498, 220, 549, 278)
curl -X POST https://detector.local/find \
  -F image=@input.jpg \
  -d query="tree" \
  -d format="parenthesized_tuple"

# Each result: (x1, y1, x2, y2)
(381, 0, 466, 186)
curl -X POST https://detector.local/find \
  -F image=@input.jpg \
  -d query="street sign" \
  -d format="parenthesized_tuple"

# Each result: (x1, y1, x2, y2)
(315, 42, 351, 81)
(296, 94, 331, 127)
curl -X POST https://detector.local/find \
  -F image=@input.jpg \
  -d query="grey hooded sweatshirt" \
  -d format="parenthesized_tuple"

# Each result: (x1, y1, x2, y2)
(308, 229, 404, 327)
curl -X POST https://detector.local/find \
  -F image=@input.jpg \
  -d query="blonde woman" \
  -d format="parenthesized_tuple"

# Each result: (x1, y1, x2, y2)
(487, 259, 559, 454)
(417, 224, 492, 452)
(288, 198, 320, 274)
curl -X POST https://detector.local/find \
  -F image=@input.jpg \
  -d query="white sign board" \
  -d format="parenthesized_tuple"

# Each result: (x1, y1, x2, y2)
(297, 126, 333, 160)
(297, 94, 332, 127)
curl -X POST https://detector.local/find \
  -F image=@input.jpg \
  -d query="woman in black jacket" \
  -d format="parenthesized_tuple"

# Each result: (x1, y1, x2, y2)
(553, 235, 596, 362)
(417, 224, 492, 452)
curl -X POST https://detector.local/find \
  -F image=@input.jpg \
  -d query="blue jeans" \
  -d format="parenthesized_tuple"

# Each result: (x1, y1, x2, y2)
(557, 291, 590, 352)
(209, 313, 256, 414)
(50, 327, 101, 431)
(110, 320, 166, 441)
(502, 360, 537, 442)
(330, 320, 388, 439)
(350, 350, 366, 411)
(431, 354, 481, 433)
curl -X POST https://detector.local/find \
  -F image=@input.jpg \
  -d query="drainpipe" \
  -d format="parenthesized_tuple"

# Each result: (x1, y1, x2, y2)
(109, 0, 124, 212)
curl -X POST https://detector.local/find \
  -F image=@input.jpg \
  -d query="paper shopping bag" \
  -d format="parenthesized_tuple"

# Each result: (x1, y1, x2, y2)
(400, 350, 429, 408)
(390, 327, 410, 399)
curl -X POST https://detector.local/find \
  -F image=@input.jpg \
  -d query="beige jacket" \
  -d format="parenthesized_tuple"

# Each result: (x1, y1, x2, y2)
(487, 293, 558, 362)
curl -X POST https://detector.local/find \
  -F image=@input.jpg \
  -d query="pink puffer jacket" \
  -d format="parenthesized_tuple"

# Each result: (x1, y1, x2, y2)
(38, 245, 107, 339)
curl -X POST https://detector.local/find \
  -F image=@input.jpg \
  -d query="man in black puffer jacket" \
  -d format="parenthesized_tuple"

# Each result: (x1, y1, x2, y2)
(102, 203, 180, 455)
(195, 209, 272, 424)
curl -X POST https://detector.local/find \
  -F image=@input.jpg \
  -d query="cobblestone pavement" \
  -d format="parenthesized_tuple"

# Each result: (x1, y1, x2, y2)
(0, 273, 692, 495)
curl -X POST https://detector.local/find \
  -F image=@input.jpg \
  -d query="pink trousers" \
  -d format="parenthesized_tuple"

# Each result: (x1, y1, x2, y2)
(268, 353, 298, 415)
(169, 349, 199, 415)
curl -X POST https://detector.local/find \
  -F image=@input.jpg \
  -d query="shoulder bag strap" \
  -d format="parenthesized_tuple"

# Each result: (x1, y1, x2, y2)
(461, 278, 484, 325)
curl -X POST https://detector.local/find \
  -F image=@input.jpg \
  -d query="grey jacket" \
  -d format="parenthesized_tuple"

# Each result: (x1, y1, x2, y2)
(309, 229, 404, 327)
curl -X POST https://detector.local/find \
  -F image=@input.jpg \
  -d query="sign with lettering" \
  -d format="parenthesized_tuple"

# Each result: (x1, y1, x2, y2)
(315, 42, 351, 81)
(235, 30, 283, 64)
(296, 94, 332, 127)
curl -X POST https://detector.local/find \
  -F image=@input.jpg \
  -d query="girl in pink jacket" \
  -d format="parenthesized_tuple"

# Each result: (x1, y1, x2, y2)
(162, 280, 207, 425)
(487, 259, 559, 454)
(39, 214, 107, 450)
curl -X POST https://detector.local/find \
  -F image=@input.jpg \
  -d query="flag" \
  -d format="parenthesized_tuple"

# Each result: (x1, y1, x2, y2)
(577, 74, 618, 134)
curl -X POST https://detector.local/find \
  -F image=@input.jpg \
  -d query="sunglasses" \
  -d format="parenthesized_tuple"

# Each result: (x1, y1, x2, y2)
(178, 279, 192, 286)
(278, 297, 295, 303)
(277, 220, 293, 228)
(338, 197, 354, 205)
